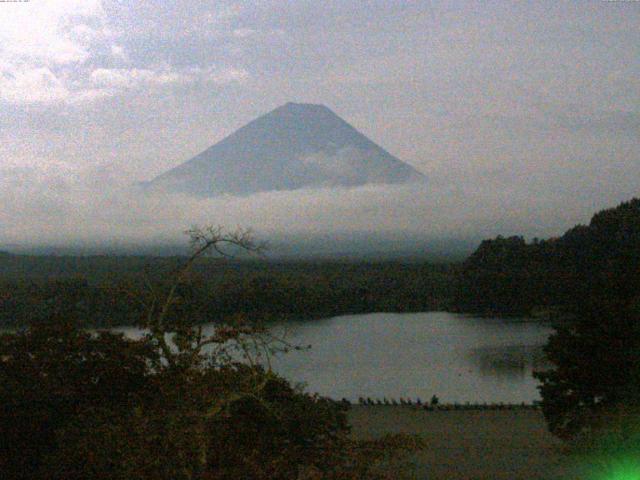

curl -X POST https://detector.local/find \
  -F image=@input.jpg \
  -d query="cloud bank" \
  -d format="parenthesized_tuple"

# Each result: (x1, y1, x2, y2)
(1, 161, 638, 254)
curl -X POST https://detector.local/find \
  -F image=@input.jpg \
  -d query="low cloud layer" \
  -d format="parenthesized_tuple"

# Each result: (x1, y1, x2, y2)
(2, 159, 638, 254)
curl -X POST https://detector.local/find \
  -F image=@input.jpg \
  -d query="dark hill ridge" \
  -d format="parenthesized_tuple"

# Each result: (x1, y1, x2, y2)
(453, 197, 640, 316)
(143, 102, 425, 196)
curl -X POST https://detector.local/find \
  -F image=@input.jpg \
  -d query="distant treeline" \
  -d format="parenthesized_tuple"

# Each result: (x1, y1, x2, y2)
(0, 258, 454, 328)
(452, 198, 640, 316)
(4, 198, 639, 327)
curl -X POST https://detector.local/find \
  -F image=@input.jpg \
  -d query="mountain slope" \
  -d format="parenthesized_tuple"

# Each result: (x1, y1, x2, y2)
(143, 103, 425, 196)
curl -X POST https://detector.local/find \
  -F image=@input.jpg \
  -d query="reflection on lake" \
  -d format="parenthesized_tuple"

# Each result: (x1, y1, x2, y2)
(469, 344, 550, 380)
(266, 312, 552, 404)
(116, 312, 553, 404)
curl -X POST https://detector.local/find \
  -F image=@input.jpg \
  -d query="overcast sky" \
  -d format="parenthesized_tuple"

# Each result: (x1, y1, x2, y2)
(1, 0, 639, 249)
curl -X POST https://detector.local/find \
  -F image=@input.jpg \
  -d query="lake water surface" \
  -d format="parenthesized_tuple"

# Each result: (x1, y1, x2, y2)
(267, 312, 552, 404)
(117, 312, 552, 404)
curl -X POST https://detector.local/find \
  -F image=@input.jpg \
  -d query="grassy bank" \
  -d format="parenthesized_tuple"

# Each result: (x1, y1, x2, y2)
(348, 406, 579, 480)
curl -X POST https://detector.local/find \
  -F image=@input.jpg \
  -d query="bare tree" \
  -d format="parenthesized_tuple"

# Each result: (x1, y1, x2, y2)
(137, 225, 274, 369)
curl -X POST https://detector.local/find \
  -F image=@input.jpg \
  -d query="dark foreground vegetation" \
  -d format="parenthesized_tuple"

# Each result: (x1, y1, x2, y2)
(456, 198, 640, 476)
(0, 319, 423, 480)
(0, 228, 422, 480)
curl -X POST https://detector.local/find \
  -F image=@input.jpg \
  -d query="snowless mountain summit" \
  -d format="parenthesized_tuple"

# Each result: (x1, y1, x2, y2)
(144, 102, 425, 196)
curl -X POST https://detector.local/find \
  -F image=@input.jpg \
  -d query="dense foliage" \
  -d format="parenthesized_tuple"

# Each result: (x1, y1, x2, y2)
(2, 320, 420, 479)
(454, 198, 640, 317)
(534, 297, 640, 440)
(532, 199, 640, 441)
(0, 228, 423, 479)
(0, 318, 157, 479)
(0, 258, 454, 328)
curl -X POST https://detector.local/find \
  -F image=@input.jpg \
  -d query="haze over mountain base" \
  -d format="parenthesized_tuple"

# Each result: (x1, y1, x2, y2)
(2, 173, 636, 258)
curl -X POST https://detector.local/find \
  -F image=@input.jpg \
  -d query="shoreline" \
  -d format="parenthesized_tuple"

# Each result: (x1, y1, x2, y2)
(349, 399, 541, 410)
(348, 405, 577, 480)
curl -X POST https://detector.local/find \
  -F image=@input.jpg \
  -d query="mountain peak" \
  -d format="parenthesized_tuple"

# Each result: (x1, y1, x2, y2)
(145, 104, 425, 197)
(282, 101, 328, 110)
(271, 102, 336, 117)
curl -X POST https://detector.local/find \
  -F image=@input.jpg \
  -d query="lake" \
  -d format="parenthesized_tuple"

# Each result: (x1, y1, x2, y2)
(117, 311, 552, 404)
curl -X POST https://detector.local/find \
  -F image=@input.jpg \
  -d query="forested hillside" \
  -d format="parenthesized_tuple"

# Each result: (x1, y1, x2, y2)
(0, 258, 453, 328)
(453, 198, 640, 316)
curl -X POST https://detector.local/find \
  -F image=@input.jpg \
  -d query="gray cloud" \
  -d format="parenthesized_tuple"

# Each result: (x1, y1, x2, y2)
(1, 158, 638, 251)
(0, 0, 247, 105)
(1, 1, 639, 250)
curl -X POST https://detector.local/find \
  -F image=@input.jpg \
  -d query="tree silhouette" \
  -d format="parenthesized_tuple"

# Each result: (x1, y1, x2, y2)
(0, 226, 422, 480)
(534, 297, 640, 440)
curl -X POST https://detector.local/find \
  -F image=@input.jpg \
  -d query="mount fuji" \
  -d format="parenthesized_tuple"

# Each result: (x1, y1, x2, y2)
(143, 103, 425, 196)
